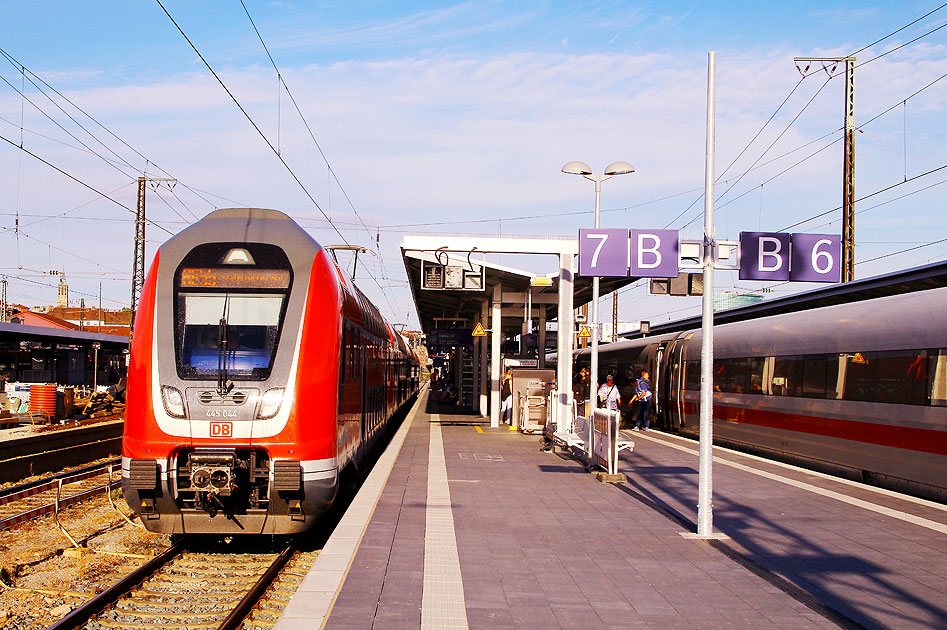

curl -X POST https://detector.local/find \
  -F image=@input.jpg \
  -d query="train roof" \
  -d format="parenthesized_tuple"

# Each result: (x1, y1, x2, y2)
(621, 259, 947, 340)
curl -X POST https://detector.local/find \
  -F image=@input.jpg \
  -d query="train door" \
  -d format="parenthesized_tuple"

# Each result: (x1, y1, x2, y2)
(663, 333, 689, 430)
(360, 335, 368, 445)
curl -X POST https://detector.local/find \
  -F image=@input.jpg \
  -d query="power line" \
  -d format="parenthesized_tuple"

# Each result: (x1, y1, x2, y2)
(0, 132, 173, 235)
(236, 0, 398, 314)
(0, 46, 207, 220)
(856, 20, 947, 68)
(850, 2, 947, 56)
(780, 163, 947, 231)
(155, 0, 345, 243)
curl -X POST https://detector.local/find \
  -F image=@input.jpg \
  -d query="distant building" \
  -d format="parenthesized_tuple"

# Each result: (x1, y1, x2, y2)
(57, 276, 69, 308)
(49, 306, 132, 337)
(714, 290, 766, 312)
(9, 309, 81, 330)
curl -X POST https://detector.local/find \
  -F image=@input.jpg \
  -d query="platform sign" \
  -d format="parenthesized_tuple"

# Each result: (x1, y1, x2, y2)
(630, 229, 679, 278)
(421, 260, 485, 290)
(739, 232, 791, 281)
(578, 228, 629, 277)
(790, 233, 841, 282)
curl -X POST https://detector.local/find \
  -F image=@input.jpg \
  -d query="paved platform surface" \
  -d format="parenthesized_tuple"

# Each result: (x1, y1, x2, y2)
(278, 392, 947, 629)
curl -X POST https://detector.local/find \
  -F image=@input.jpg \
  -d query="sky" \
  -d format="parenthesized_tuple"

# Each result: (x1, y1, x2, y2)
(0, 1, 945, 327)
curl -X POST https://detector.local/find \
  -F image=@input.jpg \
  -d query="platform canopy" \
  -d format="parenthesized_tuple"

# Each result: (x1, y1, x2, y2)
(401, 236, 636, 337)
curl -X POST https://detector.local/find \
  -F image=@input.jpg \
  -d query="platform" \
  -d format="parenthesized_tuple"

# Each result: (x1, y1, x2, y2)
(276, 391, 947, 629)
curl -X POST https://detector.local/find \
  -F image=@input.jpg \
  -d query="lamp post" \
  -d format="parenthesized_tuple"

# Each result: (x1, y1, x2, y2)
(562, 160, 634, 455)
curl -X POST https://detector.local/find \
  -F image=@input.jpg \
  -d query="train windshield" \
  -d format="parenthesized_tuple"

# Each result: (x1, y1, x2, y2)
(174, 243, 292, 381)
(178, 294, 285, 377)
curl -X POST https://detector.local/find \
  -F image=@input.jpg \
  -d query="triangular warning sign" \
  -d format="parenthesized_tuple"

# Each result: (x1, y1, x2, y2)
(577, 325, 591, 339)
(472, 322, 487, 337)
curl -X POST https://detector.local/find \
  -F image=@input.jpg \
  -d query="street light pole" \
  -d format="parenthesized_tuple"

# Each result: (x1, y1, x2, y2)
(562, 161, 634, 456)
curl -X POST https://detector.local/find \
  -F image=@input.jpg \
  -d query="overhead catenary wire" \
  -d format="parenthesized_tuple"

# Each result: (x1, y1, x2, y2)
(0, 46, 207, 220)
(236, 0, 399, 312)
(0, 133, 173, 235)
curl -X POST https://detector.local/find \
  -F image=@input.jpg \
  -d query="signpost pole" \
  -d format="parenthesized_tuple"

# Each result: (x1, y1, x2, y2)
(697, 51, 716, 538)
(588, 178, 602, 458)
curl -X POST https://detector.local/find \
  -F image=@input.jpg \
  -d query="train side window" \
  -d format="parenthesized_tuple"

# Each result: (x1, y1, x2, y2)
(684, 361, 700, 391)
(803, 355, 829, 398)
(713, 359, 730, 392)
(876, 350, 929, 405)
(772, 356, 803, 396)
(931, 349, 947, 406)
(729, 358, 748, 394)
(747, 357, 765, 394)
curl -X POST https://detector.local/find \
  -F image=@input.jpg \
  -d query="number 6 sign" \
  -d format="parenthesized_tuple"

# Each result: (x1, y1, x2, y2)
(790, 233, 841, 282)
(578, 228, 629, 277)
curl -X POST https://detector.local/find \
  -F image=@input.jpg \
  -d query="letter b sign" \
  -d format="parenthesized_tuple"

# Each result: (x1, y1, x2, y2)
(739, 232, 840, 282)
(740, 232, 791, 280)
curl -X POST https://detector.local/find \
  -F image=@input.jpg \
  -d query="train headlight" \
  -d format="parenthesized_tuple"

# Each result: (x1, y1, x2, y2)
(161, 386, 186, 418)
(257, 388, 284, 419)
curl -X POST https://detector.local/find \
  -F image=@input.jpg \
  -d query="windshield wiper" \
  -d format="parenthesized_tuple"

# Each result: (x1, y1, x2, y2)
(217, 294, 233, 395)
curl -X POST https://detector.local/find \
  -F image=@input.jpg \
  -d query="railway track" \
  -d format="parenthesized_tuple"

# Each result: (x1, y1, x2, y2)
(48, 537, 318, 630)
(0, 459, 122, 531)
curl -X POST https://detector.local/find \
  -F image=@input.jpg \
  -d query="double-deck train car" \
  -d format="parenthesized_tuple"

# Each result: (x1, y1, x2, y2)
(122, 208, 420, 534)
(576, 288, 947, 501)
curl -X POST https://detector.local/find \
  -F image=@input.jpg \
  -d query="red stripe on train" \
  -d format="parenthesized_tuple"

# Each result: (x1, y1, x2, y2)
(681, 400, 947, 456)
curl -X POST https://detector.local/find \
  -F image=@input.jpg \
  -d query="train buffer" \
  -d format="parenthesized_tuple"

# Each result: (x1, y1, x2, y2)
(274, 389, 947, 630)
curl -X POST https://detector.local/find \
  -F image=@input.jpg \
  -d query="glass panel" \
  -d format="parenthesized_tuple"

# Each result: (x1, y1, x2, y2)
(842, 352, 876, 402)
(685, 361, 700, 391)
(803, 356, 828, 398)
(179, 293, 285, 378)
(931, 350, 947, 406)
(713, 359, 730, 393)
(875, 350, 929, 405)
(772, 356, 804, 397)
(729, 358, 749, 394)
(747, 357, 765, 394)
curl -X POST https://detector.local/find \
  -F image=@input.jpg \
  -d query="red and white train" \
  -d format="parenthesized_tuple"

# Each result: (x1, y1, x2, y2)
(122, 208, 420, 534)
(576, 287, 947, 501)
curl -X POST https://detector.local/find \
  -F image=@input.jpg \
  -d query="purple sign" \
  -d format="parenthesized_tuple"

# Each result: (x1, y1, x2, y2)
(739, 232, 791, 281)
(578, 228, 629, 277)
(790, 233, 841, 282)
(630, 229, 679, 278)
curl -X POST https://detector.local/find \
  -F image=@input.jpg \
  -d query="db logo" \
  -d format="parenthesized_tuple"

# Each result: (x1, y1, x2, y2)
(210, 421, 233, 438)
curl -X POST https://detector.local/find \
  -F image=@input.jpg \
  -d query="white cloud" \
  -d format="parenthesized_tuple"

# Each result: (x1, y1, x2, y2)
(0, 45, 945, 324)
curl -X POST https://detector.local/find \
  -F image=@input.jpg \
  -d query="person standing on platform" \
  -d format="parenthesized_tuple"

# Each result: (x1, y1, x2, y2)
(573, 367, 590, 417)
(597, 374, 621, 412)
(500, 370, 514, 424)
(631, 370, 652, 431)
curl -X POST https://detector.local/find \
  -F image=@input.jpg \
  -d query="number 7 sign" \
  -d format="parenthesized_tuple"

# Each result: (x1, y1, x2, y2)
(578, 228, 629, 277)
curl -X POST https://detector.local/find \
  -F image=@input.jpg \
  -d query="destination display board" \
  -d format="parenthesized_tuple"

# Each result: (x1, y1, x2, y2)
(179, 268, 291, 289)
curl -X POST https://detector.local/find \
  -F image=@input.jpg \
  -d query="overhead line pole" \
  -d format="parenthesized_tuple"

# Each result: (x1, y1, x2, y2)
(794, 56, 856, 281)
(131, 177, 176, 335)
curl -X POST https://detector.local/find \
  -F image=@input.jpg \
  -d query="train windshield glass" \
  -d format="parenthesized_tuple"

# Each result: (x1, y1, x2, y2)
(174, 242, 293, 381)
(178, 293, 286, 378)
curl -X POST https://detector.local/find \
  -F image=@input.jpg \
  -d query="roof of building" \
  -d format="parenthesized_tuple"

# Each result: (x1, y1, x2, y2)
(0, 321, 130, 346)
(11, 310, 82, 330)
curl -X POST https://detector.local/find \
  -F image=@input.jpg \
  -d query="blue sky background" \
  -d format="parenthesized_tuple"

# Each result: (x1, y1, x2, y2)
(1, 1, 946, 326)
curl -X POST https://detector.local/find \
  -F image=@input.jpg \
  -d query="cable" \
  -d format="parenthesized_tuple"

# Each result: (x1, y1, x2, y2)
(780, 163, 947, 231)
(850, 2, 947, 56)
(0, 133, 173, 235)
(856, 21, 947, 68)
(803, 176, 947, 232)
(0, 46, 206, 220)
(155, 0, 345, 243)
(237, 0, 398, 314)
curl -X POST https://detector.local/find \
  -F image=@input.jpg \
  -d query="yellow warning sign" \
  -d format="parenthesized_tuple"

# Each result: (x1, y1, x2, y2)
(851, 352, 869, 364)
(472, 322, 487, 337)
(577, 325, 591, 339)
